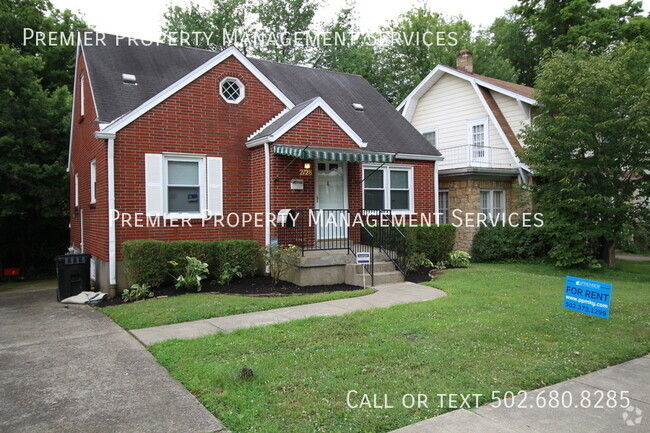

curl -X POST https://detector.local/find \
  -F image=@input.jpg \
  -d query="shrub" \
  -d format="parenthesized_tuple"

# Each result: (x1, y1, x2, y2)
(169, 256, 209, 292)
(217, 263, 242, 285)
(264, 244, 300, 286)
(447, 251, 471, 268)
(405, 252, 434, 272)
(400, 224, 456, 264)
(472, 225, 550, 263)
(121, 283, 154, 302)
(122, 239, 261, 287)
(123, 240, 168, 288)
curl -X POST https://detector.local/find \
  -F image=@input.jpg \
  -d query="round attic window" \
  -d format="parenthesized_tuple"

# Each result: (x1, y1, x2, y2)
(220, 77, 244, 103)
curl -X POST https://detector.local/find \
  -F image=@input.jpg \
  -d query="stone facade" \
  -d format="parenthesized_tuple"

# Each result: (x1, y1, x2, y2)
(440, 174, 533, 252)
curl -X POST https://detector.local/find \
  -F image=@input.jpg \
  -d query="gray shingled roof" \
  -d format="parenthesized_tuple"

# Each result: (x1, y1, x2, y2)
(81, 32, 441, 157)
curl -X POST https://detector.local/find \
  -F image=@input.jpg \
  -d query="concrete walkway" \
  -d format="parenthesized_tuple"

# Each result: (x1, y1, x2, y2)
(616, 253, 650, 262)
(0, 287, 224, 433)
(131, 282, 446, 346)
(390, 354, 650, 433)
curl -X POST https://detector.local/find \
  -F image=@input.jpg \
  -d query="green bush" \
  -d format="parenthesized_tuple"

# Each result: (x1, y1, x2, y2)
(122, 239, 261, 287)
(123, 240, 168, 288)
(121, 283, 154, 302)
(400, 224, 457, 264)
(447, 251, 471, 268)
(472, 225, 550, 263)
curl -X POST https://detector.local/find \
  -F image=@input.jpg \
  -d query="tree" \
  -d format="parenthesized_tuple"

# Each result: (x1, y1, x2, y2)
(521, 44, 650, 268)
(0, 0, 85, 274)
(491, 0, 649, 86)
(161, 0, 247, 51)
(378, 6, 472, 104)
(248, 0, 318, 64)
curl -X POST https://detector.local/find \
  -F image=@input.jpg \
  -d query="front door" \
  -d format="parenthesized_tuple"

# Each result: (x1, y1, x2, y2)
(315, 162, 346, 240)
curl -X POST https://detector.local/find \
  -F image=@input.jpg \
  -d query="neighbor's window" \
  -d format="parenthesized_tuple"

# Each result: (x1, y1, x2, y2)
(480, 189, 505, 220)
(421, 128, 438, 148)
(90, 159, 96, 204)
(438, 190, 449, 224)
(363, 165, 413, 213)
(74, 172, 79, 207)
(468, 118, 488, 161)
(220, 77, 244, 103)
(166, 159, 202, 213)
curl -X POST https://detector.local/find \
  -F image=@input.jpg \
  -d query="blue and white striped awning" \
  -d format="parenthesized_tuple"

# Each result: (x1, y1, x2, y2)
(274, 144, 395, 163)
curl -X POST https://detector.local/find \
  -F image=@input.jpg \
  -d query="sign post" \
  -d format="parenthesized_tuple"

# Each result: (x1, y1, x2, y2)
(563, 276, 612, 319)
(356, 252, 371, 289)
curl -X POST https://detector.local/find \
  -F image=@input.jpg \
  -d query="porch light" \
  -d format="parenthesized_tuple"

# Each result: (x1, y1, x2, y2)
(303, 162, 311, 169)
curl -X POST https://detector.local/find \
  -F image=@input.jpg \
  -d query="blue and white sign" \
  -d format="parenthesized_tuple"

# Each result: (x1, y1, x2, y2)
(356, 252, 371, 265)
(563, 276, 612, 319)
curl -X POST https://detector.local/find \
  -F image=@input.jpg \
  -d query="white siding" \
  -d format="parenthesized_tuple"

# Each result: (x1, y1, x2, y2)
(492, 91, 530, 143)
(410, 74, 517, 170)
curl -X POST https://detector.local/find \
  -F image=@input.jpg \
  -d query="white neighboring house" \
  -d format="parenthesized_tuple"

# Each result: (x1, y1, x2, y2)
(398, 49, 537, 251)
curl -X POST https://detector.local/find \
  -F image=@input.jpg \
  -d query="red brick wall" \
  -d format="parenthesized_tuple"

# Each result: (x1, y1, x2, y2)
(69, 51, 109, 261)
(274, 108, 360, 149)
(113, 55, 286, 260)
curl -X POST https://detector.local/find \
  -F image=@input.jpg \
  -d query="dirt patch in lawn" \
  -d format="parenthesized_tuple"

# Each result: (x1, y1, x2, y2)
(96, 276, 362, 307)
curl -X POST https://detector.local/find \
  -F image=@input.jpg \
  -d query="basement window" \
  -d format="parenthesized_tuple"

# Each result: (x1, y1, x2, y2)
(220, 77, 245, 104)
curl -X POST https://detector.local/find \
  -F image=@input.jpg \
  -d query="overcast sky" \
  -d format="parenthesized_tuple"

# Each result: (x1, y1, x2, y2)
(49, 0, 648, 42)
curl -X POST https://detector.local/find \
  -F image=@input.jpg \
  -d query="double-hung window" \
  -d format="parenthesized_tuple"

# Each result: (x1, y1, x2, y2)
(480, 189, 505, 221)
(421, 127, 438, 148)
(468, 118, 488, 161)
(363, 165, 414, 213)
(90, 159, 96, 204)
(145, 153, 223, 218)
(438, 190, 449, 224)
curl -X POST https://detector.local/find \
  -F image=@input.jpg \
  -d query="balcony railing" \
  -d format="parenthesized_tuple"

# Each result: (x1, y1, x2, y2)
(438, 145, 518, 170)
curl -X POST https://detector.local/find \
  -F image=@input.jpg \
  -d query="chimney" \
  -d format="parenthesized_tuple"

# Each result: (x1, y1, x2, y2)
(456, 49, 473, 73)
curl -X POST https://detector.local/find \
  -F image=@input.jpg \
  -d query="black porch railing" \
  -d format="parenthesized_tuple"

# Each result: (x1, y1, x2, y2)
(276, 209, 408, 285)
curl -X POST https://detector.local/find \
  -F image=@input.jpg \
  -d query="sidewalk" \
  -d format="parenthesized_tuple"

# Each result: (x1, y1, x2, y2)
(131, 282, 446, 346)
(0, 288, 224, 433)
(390, 354, 650, 433)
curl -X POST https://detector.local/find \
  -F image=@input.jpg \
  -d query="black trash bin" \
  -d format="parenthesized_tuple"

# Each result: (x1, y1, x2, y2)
(54, 254, 91, 301)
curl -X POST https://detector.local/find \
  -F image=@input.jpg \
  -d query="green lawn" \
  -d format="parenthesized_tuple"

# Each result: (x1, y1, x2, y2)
(98, 289, 374, 330)
(149, 261, 650, 433)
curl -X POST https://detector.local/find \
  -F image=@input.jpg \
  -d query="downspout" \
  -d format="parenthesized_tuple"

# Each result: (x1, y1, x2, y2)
(80, 209, 84, 252)
(434, 162, 440, 225)
(264, 142, 271, 246)
(96, 130, 117, 294)
(108, 136, 116, 291)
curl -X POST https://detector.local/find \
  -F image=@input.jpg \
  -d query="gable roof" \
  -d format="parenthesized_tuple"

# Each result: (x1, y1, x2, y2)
(397, 64, 536, 121)
(80, 31, 441, 158)
(246, 97, 367, 148)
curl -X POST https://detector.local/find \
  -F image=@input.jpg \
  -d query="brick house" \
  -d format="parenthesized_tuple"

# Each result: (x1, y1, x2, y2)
(68, 32, 442, 292)
(398, 49, 536, 251)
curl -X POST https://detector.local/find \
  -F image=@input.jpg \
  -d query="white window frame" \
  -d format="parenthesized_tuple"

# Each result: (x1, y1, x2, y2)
(420, 126, 438, 148)
(480, 189, 505, 221)
(467, 117, 489, 162)
(219, 77, 245, 104)
(80, 74, 85, 117)
(362, 164, 415, 214)
(89, 159, 96, 204)
(163, 155, 206, 219)
(74, 172, 79, 207)
(438, 190, 449, 224)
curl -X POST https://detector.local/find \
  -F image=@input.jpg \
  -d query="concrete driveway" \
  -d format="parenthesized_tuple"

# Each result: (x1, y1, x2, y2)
(0, 287, 224, 433)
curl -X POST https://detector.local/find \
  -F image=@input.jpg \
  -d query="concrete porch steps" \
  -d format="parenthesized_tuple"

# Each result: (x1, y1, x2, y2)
(345, 260, 405, 287)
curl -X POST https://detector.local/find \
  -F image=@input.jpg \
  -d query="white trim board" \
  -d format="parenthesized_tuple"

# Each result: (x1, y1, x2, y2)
(246, 97, 367, 148)
(100, 46, 294, 135)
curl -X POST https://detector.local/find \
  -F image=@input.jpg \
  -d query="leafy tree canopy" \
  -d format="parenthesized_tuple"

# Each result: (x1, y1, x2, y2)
(521, 43, 650, 268)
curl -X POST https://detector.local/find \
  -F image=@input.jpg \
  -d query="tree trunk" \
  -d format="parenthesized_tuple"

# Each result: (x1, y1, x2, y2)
(601, 239, 617, 268)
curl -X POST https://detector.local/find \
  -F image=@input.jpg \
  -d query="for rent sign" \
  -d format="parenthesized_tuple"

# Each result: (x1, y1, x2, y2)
(563, 276, 612, 319)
